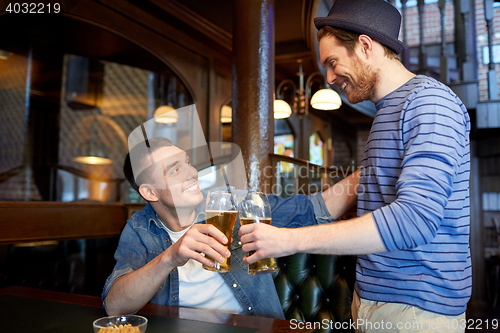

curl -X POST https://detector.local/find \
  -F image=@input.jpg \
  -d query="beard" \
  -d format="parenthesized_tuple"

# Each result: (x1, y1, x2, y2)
(345, 55, 379, 104)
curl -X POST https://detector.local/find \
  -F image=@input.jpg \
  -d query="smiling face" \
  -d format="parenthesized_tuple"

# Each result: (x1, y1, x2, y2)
(319, 35, 379, 104)
(141, 146, 203, 219)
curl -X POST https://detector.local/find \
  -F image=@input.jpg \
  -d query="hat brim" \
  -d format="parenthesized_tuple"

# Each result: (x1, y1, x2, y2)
(314, 17, 404, 55)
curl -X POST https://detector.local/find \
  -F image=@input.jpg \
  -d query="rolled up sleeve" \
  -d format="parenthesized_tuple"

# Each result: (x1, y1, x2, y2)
(309, 192, 335, 224)
(101, 220, 149, 312)
(268, 192, 334, 228)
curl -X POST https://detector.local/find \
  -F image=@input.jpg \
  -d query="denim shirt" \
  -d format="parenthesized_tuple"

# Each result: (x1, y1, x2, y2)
(102, 192, 333, 319)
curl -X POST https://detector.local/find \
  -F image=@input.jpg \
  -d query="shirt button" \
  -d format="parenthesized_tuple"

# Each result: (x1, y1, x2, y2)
(248, 307, 252, 311)
(238, 241, 242, 246)
(172, 268, 176, 271)
(166, 239, 169, 243)
(233, 284, 237, 288)
(173, 295, 177, 300)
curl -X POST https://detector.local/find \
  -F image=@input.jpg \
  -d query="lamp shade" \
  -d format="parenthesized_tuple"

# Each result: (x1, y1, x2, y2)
(274, 99, 292, 119)
(310, 89, 342, 110)
(73, 140, 113, 165)
(154, 105, 178, 123)
(221, 105, 232, 123)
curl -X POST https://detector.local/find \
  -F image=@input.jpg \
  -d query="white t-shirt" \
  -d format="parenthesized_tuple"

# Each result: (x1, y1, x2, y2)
(164, 223, 244, 314)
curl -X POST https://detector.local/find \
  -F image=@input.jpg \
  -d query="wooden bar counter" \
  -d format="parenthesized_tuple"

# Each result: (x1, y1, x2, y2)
(0, 286, 314, 333)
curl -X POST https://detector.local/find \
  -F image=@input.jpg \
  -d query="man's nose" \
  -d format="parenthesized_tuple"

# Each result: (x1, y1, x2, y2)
(327, 71, 337, 85)
(186, 164, 198, 179)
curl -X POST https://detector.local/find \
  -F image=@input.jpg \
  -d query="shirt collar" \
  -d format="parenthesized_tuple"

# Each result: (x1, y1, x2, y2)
(145, 192, 208, 231)
(194, 199, 206, 223)
(143, 203, 163, 230)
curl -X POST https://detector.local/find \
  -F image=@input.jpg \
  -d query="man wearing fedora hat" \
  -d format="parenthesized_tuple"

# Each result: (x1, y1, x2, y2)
(240, 0, 471, 331)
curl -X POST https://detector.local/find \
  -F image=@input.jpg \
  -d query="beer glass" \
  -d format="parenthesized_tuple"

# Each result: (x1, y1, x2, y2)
(239, 192, 278, 275)
(202, 189, 238, 272)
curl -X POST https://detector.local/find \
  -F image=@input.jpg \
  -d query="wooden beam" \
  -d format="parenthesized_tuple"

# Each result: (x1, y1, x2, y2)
(0, 201, 129, 245)
(275, 51, 312, 64)
(147, 0, 232, 51)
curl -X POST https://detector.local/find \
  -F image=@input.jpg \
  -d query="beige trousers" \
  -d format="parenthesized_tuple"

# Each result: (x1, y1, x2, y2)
(351, 290, 466, 333)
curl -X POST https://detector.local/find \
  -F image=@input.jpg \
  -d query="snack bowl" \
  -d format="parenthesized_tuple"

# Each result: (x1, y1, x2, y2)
(93, 315, 148, 333)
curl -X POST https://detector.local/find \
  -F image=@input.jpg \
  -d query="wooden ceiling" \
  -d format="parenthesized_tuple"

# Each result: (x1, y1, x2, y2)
(0, 0, 329, 82)
(123, 0, 329, 81)
(177, 0, 323, 80)
(0, 0, 373, 126)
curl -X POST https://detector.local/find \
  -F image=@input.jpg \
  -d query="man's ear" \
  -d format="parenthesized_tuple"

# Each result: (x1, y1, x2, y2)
(358, 34, 373, 59)
(139, 184, 159, 202)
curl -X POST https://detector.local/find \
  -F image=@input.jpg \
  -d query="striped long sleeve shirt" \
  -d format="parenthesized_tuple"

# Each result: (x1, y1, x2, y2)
(356, 75, 471, 316)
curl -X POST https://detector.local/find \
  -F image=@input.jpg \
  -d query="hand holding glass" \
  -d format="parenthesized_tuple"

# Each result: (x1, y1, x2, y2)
(202, 189, 238, 272)
(239, 192, 278, 275)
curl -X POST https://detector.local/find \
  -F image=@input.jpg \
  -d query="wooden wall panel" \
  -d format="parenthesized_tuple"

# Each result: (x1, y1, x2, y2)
(0, 201, 128, 245)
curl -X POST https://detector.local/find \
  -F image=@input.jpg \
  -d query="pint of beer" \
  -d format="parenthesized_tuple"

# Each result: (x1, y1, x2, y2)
(203, 210, 237, 272)
(202, 189, 238, 273)
(239, 192, 278, 275)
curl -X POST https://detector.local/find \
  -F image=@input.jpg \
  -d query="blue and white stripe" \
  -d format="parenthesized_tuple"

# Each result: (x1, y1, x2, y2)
(356, 75, 471, 316)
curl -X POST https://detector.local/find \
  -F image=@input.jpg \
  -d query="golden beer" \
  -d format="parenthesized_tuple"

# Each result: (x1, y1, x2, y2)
(202, 210, 238, 272)
(240, 217, 278, 275)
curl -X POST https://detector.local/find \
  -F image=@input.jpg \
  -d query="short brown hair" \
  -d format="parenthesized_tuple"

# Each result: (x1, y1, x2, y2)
(317, 26, 400, 60)
(124, 136, 174, 193)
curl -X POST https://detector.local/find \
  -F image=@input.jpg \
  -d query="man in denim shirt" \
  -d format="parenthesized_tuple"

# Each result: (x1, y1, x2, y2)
(102, 137, 333, 318)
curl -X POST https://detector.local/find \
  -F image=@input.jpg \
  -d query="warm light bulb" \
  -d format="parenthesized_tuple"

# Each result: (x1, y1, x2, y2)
(221, 105, 232, 123)
(273, 100, 292, 119)
(154, 106, 178, 123)
(310, 89, 342, 110)
(73, 156, 113, 165)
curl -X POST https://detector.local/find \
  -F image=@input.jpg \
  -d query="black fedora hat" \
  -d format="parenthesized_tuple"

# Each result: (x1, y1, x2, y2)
(314, 0, 404, 55)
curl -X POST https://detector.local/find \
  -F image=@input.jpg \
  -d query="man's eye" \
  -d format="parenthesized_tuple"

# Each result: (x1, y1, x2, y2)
(171, 168, 179, 175)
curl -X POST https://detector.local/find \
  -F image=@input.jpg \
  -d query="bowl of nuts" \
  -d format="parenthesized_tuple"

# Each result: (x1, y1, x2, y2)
(93, 315, 148, 333)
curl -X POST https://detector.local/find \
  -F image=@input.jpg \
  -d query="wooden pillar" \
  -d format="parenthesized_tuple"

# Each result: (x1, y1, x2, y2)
(232, 0, 275, 193)
(27, 46, 63, 201)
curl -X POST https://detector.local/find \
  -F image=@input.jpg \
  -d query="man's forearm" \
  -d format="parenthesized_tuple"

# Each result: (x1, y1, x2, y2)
(105, 253, 174, 315)
(291, 213, 386, 255)
(322, 168, 360, 220)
